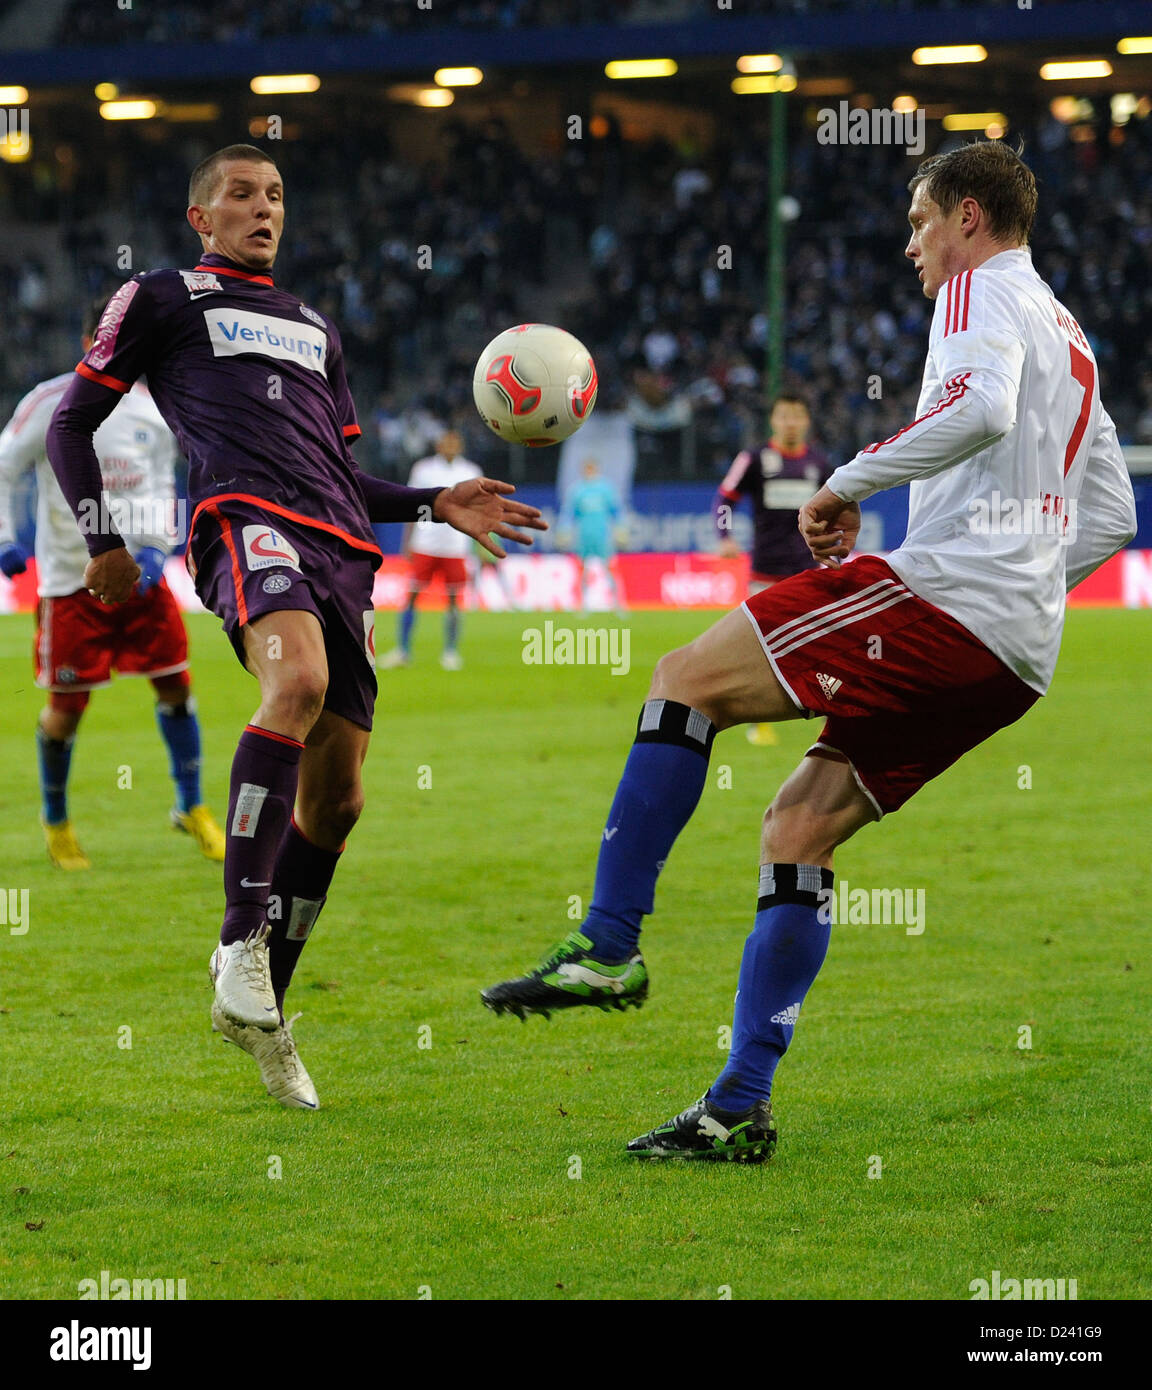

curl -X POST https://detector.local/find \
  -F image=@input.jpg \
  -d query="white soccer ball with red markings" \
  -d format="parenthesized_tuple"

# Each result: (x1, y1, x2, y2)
(472, 323, 598, 446)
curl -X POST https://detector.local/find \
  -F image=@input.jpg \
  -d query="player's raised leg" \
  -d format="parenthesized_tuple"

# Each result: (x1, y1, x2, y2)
(37, 691, 91, 870)
(209, 609, 327, 1031)
(481, 605, 806, 1019)
(153, 671, 225, 861)
(266, 708, 368, 1015)
(627, 752, 874, 1162)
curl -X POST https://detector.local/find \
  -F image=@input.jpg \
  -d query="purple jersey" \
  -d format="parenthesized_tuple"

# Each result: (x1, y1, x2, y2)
(48, 254, 441, 560)
(715, 442, 831, 577)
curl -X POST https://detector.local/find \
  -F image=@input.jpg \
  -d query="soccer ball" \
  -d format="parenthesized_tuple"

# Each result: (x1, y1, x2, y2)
(473, 323, 598, 446)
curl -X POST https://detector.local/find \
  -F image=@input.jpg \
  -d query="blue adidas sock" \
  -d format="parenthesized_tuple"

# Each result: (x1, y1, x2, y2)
(399, 602, 416, 653)
(444, 601, 460, 653)
(707, 863, 833, 1113)
(581, 699, 716, 961)
(37, 725, 74, 824)
(156, 696, 202, 814)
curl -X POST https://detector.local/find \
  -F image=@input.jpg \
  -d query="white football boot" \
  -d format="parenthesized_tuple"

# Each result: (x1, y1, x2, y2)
(211, 1002, 320, 1109)
(208, 925, 279, 1030)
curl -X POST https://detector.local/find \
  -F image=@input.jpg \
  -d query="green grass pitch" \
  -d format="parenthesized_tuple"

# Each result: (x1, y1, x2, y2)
(1, 606, 1149, 1301)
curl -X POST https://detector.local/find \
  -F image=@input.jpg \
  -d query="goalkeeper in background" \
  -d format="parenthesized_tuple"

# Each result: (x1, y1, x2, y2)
(0, 298, 225, 869)
(561, 457, 626, 612)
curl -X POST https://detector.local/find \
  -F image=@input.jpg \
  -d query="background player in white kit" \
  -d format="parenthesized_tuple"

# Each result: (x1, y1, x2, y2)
(0, 299, 226, 869)
(484, 140, 1137, 1162)
(381, 430, 481, 671)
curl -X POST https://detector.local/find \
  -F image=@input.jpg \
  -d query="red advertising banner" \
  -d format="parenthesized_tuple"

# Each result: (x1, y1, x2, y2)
(1, 551, 1147, 614)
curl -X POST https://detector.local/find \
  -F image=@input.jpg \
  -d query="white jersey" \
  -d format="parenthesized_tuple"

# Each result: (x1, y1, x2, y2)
(0, 374, 179, 598)
(826, 248, 1136, 693)
(407, 453, 482, 558)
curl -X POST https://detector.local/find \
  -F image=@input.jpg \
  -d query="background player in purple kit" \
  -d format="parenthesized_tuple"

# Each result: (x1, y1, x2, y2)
(47, 144, 545, 1109)
(715, 394, 833, 741)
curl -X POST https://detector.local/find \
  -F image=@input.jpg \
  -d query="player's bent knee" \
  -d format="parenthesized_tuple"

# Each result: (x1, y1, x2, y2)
(647, 647, 681, 696)
(152, 671, 191, 701)
(649, 645, 708, 709)
(48, 691, 90, 717)
(307, 787, 364, 843)
(261, 666, 328, 722)
(762, 802, 855, 864)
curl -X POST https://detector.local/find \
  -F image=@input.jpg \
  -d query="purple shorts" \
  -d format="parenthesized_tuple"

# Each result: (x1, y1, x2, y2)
(188, 500, 379, 731)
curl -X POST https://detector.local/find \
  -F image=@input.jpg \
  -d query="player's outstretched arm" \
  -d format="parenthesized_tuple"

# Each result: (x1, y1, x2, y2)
(433, 477, 547, 559)
(798, 485, 861, 569)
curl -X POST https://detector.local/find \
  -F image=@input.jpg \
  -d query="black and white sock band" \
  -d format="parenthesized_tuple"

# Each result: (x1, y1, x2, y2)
(633, 699, 717, 757)
(757, 862, 834, 910)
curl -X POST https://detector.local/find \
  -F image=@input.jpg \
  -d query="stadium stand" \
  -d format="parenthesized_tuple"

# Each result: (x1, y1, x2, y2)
(2, 0, 1149, 478)
(54, 0, 1013, 46)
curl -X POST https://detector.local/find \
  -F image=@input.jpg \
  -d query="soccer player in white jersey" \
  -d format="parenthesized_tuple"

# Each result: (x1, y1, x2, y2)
(0, 300, 226, 868)
(483, 141, 1137, 1162)
(380, 430, 482, 671)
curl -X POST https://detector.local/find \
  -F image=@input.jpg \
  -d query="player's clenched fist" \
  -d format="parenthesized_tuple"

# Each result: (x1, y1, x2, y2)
(798, 485, 861, 569)
(84, 547, 141, 605)
(432, 477, 548, 559)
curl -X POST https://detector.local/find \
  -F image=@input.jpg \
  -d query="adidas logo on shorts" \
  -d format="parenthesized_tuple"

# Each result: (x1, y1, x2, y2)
(816, 671, 843, 699)
(770, 1002, 801, 1027)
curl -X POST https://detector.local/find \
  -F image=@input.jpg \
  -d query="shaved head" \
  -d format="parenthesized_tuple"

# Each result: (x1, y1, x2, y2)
(189, 143, 278, 209)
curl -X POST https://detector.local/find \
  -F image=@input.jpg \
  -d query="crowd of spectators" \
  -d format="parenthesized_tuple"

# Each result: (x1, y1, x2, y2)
(54, 0, 1022, 47)
(2, 99, 1150, 484)
(556, 105, 1152, 474)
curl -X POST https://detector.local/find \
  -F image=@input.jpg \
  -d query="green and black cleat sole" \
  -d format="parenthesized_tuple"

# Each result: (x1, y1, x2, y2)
(481, 985, 647, 1022)
(481, 932, 649, 1021)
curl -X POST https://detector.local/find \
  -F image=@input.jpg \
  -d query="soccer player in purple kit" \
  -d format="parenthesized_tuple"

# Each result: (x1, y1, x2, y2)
(715, 394, 834, 743)
(47, 144, 545, 1109)
(714, 395, 832, 593)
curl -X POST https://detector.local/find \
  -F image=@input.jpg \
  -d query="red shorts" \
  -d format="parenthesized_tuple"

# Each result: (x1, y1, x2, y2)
(743, 555, 1039, 816)
(35, 582, 189, 692)
(409, 551, 468, 593)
